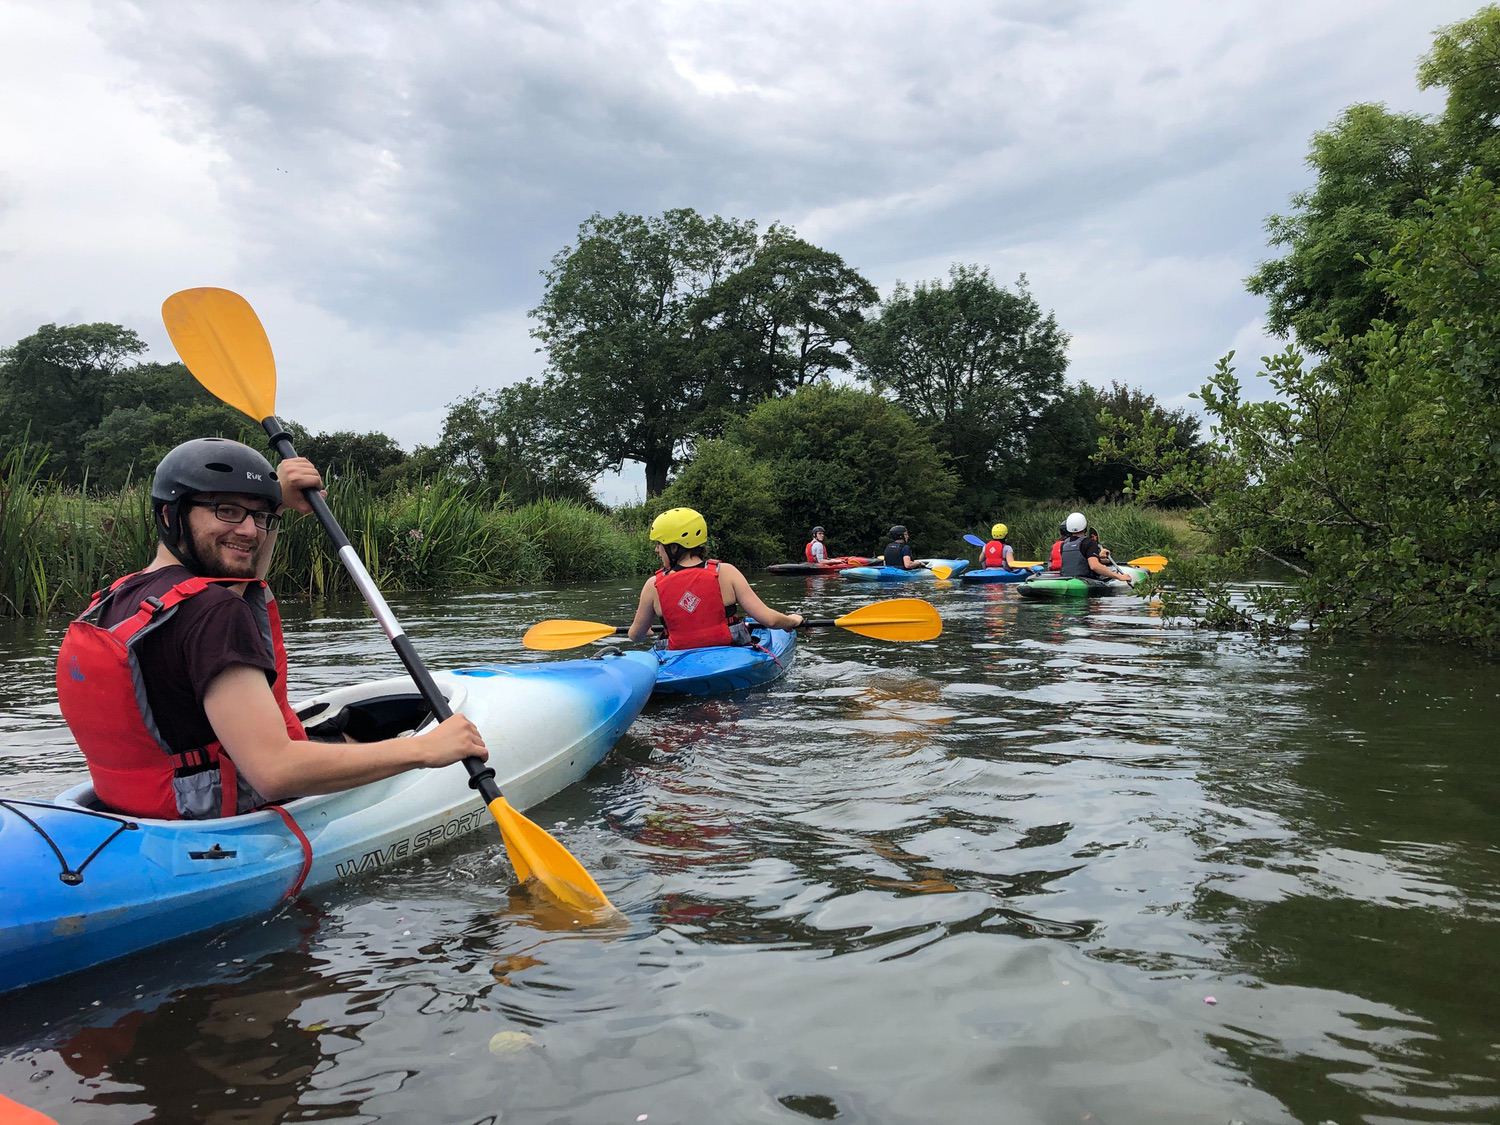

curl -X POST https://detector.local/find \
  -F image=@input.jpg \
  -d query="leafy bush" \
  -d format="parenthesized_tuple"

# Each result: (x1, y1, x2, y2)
(656, 439, 781, 565)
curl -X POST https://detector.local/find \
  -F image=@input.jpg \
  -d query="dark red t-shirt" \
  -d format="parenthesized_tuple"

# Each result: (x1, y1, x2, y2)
(99, 566, 279, 753)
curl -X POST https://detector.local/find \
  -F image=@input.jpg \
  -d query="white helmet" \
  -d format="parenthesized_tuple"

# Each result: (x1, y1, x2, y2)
(1065, 512, 1087, 533)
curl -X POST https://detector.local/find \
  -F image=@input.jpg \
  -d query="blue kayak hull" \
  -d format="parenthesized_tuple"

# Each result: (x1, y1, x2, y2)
(840, 559, 969, 582)
(958, 566, 1041, 584)
(0, 650, 657, 995)
(653, 627, 797, 697)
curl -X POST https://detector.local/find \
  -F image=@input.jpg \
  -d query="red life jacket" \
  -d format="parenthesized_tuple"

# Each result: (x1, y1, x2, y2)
(982, 540, 1009, 569)
(655, 561, 735, 650)
(804, 540, 818, 564)
(1049, 538, 1064, 571)
(55, 572, 308, 820)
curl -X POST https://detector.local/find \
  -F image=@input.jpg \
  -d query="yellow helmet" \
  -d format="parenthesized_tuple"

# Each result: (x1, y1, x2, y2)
(991, 523, 1008, 539)
(649, 507, 708, 549)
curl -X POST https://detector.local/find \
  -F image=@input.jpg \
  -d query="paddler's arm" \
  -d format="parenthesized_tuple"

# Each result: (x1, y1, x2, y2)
(203, 665, 488, 803)
(626, 578, 660, 642)
(1087, 554, 1133, 584)
(720, 563, 804, 630)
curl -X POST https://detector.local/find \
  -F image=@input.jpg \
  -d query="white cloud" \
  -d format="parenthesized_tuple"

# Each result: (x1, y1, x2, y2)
(0, 0, 1481, 479)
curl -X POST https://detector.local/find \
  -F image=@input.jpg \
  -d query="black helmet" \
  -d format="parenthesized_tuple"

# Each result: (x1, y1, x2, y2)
(811, 526, 825, 535)
(152, 438, 281, 573)
(888, 525, 908, 541)
(152, 438, 281, 505)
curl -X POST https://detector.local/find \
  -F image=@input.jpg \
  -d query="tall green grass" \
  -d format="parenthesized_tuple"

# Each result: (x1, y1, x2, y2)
(965, 502, 1184, 563)
(1, 457, 657, 619)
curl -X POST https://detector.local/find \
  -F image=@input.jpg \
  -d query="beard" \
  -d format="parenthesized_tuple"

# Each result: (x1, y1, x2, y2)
(188, 522, 273, 579)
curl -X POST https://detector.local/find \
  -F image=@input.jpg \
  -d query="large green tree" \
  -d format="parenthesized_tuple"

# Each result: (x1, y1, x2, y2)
(532, 209, 877, 496)
(855, 266, 1069, 520)
(1247, 7, 1500, 351)
(422, 382, 597, 503)
(1105, 172, 1500, 647)
(0, 324, 148, 484)
(532, 209, 759, 496)
(728, 384, 960, 558)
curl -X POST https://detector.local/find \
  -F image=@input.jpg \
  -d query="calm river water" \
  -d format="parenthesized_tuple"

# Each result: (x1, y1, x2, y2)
(1, 576, 1497, 1124)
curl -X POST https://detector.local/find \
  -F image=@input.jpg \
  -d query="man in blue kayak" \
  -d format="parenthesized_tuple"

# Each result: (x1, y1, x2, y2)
(882, 525, 921, 569)
(55, 438, 486, 820)
(1058, 511, 1135, 585)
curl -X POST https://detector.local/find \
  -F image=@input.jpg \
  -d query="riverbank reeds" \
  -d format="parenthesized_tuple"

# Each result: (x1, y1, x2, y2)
(1, 454, 656, 618)
(975, 502, 1188, 563)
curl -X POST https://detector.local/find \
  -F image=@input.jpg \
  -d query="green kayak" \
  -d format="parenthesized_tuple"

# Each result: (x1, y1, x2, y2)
(1016, 566, 1148, 600)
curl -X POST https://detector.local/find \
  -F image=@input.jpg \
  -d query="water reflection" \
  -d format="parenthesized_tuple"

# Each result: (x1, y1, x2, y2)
(0, 580, 1497, 1122)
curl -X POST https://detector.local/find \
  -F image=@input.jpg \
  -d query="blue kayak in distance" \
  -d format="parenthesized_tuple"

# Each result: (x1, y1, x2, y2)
(0, 650, 657, 995)
(958, 565, 1043, 584)
(653, 626, 797, 697)
(839, 558, 969, 582)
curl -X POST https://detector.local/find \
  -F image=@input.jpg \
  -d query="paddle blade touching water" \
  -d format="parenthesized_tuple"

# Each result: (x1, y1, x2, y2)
(161, 286, 614, 915)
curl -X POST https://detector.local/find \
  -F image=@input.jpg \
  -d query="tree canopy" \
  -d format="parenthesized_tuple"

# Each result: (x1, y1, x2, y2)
(1105, 9, 1500, 649)
(532, 208, 877, 495)
(855, 266, 1069, 520)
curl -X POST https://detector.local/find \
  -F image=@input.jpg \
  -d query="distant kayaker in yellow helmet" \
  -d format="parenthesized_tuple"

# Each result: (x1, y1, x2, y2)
(629, 507, 805, 649)
(981, 523, 1020, 571)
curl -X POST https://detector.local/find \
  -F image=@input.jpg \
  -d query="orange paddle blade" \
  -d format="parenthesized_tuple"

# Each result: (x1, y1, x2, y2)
(162, 288, 278, 420)
(487, 796, 614, 913)
(1127, 555, 1169, 573)
(522, 619, 620, 651)
(834, 598, 942, 642)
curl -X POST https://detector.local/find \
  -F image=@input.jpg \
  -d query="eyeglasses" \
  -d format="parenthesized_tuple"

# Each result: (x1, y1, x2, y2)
(190, 501, 282, 531)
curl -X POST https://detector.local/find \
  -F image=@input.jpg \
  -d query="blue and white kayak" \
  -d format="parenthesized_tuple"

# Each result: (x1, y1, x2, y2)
(958, 565, 1043, 584)
(839, 559, 969, 582)
(0, 650, 656, 994)
(653, 627, 797, 697)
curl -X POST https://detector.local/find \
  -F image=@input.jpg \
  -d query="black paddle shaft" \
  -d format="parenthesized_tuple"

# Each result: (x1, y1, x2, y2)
(262, 417, 502, 804)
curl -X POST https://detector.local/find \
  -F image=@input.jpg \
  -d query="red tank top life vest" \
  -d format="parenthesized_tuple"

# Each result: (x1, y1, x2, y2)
(56, 571, 308, 820)
(804, 540, 818, 564)
(983, 541, 1008, 568)
(655, 560, 735, 650)
(1049, 539, 1064, 571)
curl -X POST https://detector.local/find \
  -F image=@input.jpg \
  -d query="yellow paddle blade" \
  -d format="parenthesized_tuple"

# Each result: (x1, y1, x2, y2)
(488, 796, 614, 913)
(1127, 555, 1169, 573)
(522, 619, 618, 651)
(1011, 560, 1041, 568)
(834, 598, 942, 642)
(929, 565, 952, 579)
(162, 287, 277, 420)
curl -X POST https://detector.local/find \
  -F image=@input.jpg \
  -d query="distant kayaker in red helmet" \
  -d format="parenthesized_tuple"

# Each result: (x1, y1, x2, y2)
(55, 438, 487, 820)
(629, 507, 804, 649)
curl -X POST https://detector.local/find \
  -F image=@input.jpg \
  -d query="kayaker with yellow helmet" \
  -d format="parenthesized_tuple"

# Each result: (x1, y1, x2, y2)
(629, 507, 805, 649)
(981, 523, 1020, 571)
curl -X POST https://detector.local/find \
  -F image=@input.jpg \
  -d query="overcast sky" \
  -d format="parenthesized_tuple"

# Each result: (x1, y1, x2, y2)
(0, 0, 1479, 501)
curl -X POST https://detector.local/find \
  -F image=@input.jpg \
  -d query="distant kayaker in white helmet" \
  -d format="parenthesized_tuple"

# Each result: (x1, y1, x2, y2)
(1058, 511, 1134, 585)
(54, 439, 486, 821)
